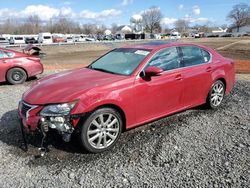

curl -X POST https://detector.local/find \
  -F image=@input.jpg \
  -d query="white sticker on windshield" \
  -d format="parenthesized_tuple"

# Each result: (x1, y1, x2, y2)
(134, 50, 150, 56)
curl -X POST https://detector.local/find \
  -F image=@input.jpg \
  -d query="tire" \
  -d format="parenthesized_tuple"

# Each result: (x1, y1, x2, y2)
(6, 68, 27, 85)
(79, 107, 123, 153)
(206, 80, 225, 109)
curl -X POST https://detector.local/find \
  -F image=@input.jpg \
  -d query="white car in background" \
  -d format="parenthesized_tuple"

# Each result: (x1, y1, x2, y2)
(85, 36, 95, 41)
(38, 32, 53, 44)
(73, 35, 87, 42)
(66, 35, 74, 43)
(72, 35, 80, 42)
(9, 36, 25, 44)
(170, 32, 181, 39)
(79, 35, 88, 42)
(0, 37, 9, 45)
(66, 37, 74, 43)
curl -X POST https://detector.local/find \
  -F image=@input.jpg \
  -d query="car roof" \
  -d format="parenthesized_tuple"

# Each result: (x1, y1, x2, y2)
(122, 41, 210, 51)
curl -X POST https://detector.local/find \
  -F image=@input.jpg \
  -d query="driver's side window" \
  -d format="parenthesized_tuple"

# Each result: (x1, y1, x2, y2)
(147, 47, 180, 71)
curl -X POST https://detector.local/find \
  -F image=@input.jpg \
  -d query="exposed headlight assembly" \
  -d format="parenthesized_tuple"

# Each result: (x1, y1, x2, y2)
(40, 101, 78, 116)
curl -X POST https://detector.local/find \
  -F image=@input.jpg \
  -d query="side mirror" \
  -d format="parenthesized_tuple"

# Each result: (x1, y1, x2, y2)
(144, 66, 163, 76)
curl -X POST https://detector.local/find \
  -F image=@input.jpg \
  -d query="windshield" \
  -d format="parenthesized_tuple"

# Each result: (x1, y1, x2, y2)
(89, 48, 151, 75)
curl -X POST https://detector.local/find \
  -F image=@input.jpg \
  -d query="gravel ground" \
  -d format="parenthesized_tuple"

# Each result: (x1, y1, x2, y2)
(0, 78, 249, 187)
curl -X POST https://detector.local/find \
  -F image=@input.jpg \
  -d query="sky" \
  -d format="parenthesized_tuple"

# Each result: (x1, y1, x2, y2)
(0, 0, 249, 28)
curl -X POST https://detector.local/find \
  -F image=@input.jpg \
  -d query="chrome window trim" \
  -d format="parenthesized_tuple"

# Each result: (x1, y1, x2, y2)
(136, 45, 213, 79)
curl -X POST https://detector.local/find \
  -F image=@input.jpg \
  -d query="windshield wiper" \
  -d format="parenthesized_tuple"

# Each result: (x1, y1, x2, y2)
(90, 67, 117, 74)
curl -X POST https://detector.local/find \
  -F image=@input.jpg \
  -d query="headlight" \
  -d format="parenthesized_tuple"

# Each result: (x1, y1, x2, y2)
(40, 101, 78, 116)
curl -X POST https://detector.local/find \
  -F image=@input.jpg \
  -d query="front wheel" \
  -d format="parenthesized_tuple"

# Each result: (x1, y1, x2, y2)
(206, 80, 225, 109)
(79, 108, 122, 153)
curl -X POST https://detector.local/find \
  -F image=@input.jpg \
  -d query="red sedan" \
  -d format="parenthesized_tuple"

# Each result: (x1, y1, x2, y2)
(19, 42, 235, 153)
(0, 47, 43, 84)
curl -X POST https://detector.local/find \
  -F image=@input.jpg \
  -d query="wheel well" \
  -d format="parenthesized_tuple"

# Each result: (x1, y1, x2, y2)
(94, 104, 127, 132)
(217, 78, 227, 90)
(5, 67, 28, 80)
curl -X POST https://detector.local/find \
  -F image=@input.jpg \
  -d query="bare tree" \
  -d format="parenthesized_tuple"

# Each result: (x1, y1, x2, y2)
(227, 3, 250, 32)
(142, 6, 163, 34)
(192, 22, 214, 33)
(174, 19, 190, 33)
(81, 24, 96, 35)
(1, 18, 16, 34)
(220, 24, 228, 30)
(14, 15, 42, 34)
(96, 24, 106, 35)
(111, 23, 118, 34)
(0, 14, 112, 35)
(163, 27, 171, 33)
(49, 18, 80, 34)
(26, 15, 41, 34)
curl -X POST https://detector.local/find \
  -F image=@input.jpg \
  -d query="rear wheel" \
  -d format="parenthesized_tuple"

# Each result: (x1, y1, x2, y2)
(79, 108, 122, 153)
(206, 80, 225, 109)
(6, 68, 27, 85)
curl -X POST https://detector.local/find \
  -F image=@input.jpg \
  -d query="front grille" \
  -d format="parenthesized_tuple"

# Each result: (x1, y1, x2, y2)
(20, 101, 37, 118)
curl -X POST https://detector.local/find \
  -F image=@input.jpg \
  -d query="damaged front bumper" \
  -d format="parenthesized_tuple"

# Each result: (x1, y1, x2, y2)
(39, 116, 74, 142)
(18, 101, 83, 143)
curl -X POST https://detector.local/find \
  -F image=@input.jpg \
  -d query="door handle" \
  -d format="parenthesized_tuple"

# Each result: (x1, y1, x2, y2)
(206, 66, 212, 72)
(175, 74, 183, 81)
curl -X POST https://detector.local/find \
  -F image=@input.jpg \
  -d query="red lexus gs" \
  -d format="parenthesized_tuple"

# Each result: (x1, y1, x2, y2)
(19, 42, 235, 153)
(0, 46, 43, 85)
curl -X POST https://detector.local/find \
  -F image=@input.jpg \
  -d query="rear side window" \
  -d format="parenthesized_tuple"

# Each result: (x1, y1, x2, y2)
(147, 47, 180, 71)
(0, 51, 14, 58)
(5, 51, 14, 58)
(180, 46, 208, 67)
(201, 49, 211, 63)
(0, 51, 4, 58)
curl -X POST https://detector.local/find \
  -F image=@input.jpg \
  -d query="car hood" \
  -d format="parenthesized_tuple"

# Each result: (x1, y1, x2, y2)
(23, 68, 127, 105)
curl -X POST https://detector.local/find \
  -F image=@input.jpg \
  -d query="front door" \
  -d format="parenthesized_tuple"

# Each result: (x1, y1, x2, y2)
(134, 47, 183, 124)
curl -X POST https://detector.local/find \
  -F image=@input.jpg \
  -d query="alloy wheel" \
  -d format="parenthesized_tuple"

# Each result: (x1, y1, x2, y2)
(210, 82, 224, 106)
(87, 113, 120, 149)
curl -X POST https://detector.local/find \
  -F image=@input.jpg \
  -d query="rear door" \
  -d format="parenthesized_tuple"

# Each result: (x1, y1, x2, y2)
(178, 46, 213, 107)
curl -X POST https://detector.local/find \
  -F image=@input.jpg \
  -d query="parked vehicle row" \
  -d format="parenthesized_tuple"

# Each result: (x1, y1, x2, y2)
(160, 31, 250, 39)
(5, 41, 235, 154)
(0, 33, 97, 45)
